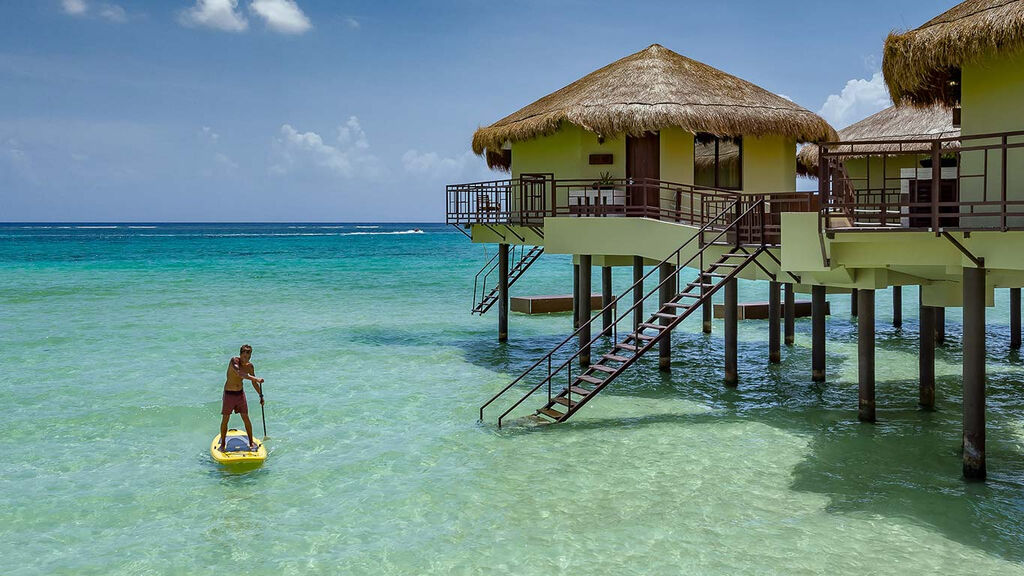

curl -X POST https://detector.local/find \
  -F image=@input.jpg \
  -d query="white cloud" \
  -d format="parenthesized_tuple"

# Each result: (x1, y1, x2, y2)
(179, 0, 248, 32)
(98, 3, 127, 23)
(272, 117, 382, 179)
(345, 17, 360, 29)
(401, 149, 492, 181)
(818, 71, 891, 130)
(250, 0, 311, 34)
(62, 0, 88, 15)
(201, 126, 220, 142)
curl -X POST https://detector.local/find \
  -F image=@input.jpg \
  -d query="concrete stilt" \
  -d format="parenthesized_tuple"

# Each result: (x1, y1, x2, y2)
(702, 273, 713, 334)
(658, 263, 675, 372)
(851, 288, 859, 317)
(578, 255, 592, 367)
(1011, 287, 1021, 350)
(498, 244, 509, 342)
(919, 291, 936, 410)
(892, 286, 903, 328)
(633, 256, 644, 331)
(962, 266, 986, 480)
(935, 307, 946, 344)
(572, 263, 580, 330)
(725, 278, 738, 386)
(812, 285, 826, 382)
(784, 283, 795, 346)
(858, 289, 876, 422)
(769, 281, 781, 364)
(601, 266, 613, 337)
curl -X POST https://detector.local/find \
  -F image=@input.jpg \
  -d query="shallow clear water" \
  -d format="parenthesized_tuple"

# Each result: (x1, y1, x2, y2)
(0, 223, 1022, 575)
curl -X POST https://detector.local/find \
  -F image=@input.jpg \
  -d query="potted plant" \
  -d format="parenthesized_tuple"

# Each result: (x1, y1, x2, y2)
(591, 171, 616, 190)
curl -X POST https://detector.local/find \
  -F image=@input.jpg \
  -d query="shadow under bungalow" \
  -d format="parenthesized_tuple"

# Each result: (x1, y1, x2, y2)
(447, 0, 1024, 481)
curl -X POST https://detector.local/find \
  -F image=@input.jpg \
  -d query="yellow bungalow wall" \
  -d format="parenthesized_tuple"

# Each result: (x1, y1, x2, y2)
(960, 50, 1024, 228)
(510, 123, 794, 194)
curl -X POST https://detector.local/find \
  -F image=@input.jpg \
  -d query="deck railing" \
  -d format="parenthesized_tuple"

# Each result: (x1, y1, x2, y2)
(819, 129, 1024, 232)
(446, 174, 815, 245)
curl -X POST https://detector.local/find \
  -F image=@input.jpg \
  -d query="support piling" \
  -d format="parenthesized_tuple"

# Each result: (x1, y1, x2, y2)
(572, 263, 580, 330)
(851, 288, 858, 317)
(935, 307, 946, 344)
(892, 286, 903, 328)
(498, 244, 509, 342)
(702, 273, 713, 334)
(784, 283, 795, 346)
(812, 285, 826, 382)
(919, 292, 936, 410)
(659, 263, 675, 372)
(858, 289, 876, 422)
(962, 266, 986, 480)
(633, 256, 644, 331)
(769, 281, 781, 364)
(1011, 287, 1021, 350)
(578, 255, 592, 367)
(601, 266, 613, 337)
(725, 278, 738, 386)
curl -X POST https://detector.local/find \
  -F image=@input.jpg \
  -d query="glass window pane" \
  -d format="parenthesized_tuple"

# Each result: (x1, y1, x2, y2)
(694, 134, 716, 188)
(718, 137, 742, 189)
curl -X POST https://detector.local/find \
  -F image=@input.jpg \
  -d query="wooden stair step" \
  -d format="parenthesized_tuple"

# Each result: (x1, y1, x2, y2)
(653, 312, 678, 320)
(537, 408, 565, 420)
(722, 253, 749, 258)
(706, 272, 728, 278)
(639, 322, 666, 330)
(570, 386, 593, 396)
(603, 354, 630, 363)
(590, 364, 617, 373)
(632, 333, 656, 341)
(616, 342, 639, 351)
(576, 374, 604, 385)
(552, 396, 578, 408)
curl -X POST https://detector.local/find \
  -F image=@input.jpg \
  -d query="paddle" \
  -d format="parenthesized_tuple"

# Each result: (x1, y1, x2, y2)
(259, 384, 267, 439)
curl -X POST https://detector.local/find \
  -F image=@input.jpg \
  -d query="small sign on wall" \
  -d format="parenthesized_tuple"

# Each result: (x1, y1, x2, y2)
(589, 154, 613, 165)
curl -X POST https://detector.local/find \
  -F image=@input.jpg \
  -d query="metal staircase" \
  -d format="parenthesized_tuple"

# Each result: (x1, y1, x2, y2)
(472, 245, 544, 315)
(480, 198, 773, 427)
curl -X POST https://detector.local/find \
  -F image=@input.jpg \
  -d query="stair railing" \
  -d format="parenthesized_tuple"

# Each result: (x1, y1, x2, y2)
(481, 197, 767, 426)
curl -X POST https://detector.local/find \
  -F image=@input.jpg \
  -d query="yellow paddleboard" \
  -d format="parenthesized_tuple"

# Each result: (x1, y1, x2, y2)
(211, 429, 267, 466)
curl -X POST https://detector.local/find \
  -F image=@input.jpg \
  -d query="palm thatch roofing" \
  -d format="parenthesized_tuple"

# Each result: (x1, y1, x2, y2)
(883, 0, 1024, 106)
(796, 104, 959, 176)
(474, 44, 836, 171)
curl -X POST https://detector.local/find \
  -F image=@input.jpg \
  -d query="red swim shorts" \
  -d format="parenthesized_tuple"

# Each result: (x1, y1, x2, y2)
(221, 390, 248, 415)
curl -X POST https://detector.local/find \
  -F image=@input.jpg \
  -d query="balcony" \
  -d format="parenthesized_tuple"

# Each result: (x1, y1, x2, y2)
(445, 175, 815, 246)
(819, 129, 1024, 233)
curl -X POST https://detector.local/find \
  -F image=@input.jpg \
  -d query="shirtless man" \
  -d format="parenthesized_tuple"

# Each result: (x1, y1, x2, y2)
(220, 344, 264, 451)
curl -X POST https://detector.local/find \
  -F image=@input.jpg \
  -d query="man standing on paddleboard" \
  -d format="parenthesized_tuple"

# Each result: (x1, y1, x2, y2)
(220, 344, 264, 451)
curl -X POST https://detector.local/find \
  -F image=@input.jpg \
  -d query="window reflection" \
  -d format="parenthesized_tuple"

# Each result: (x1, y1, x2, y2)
(694, 133, 742, 190)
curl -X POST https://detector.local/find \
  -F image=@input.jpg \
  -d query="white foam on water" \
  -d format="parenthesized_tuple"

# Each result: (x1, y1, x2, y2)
(75, 226, 118, 229)
(128, 226, 157, 229)
(354, 225, 380, 229)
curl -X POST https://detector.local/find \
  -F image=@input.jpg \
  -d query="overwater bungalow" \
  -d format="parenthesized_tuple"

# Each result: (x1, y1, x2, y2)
(448, 0, 1024, 481)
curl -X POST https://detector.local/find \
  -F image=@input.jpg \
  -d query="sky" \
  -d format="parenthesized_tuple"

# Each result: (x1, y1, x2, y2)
(0, 0, 961, 222)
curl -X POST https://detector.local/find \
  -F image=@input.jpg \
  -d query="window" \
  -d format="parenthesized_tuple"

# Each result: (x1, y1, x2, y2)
(694, 133, 742, 190)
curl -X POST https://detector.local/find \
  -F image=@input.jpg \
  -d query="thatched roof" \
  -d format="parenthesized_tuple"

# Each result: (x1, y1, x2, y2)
(796, 104, 959, 176)
(473, 44, 837, 164)
(883, 0, 1024, 106)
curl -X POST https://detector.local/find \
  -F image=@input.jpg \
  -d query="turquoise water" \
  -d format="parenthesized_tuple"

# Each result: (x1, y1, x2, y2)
(1, 223, 1022, 575)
